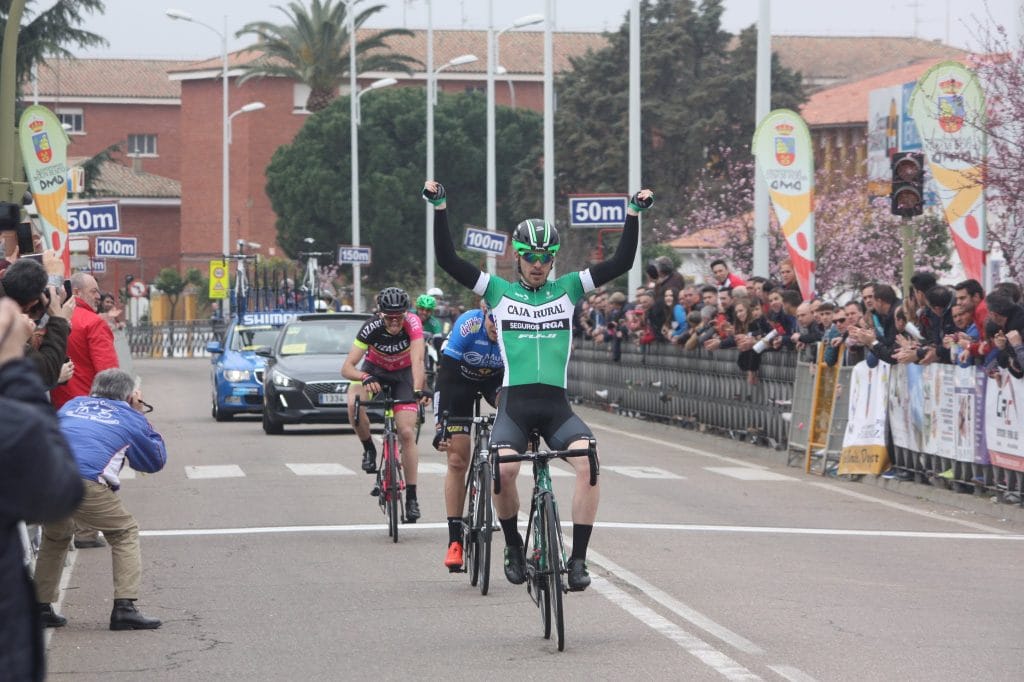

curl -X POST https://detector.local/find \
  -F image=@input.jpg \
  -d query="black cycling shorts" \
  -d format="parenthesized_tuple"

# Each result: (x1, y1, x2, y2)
(433, 357, 502, 435)
(489, 384, 594, 453)
(361, 361, 416, 408)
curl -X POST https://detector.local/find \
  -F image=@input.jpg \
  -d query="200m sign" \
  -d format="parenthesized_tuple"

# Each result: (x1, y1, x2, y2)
(94, 236, 138, 259)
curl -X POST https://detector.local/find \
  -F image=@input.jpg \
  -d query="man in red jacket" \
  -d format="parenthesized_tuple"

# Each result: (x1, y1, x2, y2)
(50, 272, 119, 410)
(48, 272, 119, 549)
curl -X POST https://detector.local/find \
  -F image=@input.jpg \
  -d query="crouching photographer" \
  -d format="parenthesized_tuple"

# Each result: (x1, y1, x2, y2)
(0, 252, 75, 388)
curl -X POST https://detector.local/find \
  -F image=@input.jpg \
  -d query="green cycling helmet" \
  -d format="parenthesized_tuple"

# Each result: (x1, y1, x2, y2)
(415, 294, 436, 311)
(511, 218, 560, 254)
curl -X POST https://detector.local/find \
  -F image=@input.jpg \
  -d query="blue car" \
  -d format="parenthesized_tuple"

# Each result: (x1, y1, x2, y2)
(206, 311, 298, 421)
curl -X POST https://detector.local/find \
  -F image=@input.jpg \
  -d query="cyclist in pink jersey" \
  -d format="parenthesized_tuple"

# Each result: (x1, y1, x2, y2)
(342, 287, 430, 521)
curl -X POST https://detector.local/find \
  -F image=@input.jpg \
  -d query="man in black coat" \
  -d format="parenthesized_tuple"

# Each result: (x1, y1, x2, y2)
(986, 291, 1024, 378)
(0, 297, 83, 681)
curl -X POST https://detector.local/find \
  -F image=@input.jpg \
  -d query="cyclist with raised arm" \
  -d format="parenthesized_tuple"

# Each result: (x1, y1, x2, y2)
(434, 303, 505, 571)
(424, 180, 654, 590)
(415, 294, 444, 336)
(341, 287, 430, 521)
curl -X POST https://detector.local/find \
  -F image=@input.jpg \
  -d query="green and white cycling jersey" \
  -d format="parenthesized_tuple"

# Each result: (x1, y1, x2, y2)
(473, 270, 594, 388)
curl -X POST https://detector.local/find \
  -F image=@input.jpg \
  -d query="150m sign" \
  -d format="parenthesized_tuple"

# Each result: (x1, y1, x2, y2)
(94, 236, 137, 259)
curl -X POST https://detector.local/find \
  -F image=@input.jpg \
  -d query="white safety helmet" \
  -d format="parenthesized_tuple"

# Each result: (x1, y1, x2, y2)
(339, 304, 353, 312)
(427, 287, 444, 298)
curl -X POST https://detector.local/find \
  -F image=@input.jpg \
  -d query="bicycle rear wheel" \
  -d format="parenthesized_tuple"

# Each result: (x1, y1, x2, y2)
(385, 436, 400, 542)
(544, 497, 566, 651)
(477, 459, 493, 596)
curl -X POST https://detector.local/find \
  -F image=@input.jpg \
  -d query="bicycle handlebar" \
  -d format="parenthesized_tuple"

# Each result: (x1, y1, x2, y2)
(492, 439, 598, 494)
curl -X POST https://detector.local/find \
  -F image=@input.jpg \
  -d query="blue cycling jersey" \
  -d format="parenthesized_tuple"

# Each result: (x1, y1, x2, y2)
(442, 309, 504, 381)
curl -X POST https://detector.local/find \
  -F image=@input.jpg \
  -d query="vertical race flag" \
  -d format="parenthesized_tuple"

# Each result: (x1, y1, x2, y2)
(18, 105, 71, 275)
(752, 109, 816, 300)
(909, 61, 986, 282)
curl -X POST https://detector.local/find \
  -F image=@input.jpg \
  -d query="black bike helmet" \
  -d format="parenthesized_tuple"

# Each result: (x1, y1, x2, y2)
(511, 218, 560, 254)
(377, 287, 410, 313)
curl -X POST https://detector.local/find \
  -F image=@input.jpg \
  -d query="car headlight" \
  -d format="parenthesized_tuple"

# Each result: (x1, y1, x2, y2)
(271, 368, 295, 387)
(223, 369, 250, 382)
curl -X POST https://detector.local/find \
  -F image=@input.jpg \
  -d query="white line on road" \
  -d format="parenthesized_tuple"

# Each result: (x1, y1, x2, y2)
(587, 548, 764, 654)
(591, 575, 763, 681)
(185, 465, 245, 479)
(141, 523, 448, 536)
(286, 463, 355, 476)
(705, 467, 797, 481)
(45, 548, 78, 649)
(593, 522, 1024, 540)
(768, 665, 820, 682)
(603, 465, 685, 479)
(589, 423, 1012, 535)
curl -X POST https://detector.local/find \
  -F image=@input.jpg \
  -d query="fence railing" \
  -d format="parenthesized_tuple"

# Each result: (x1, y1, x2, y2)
(568, 341, 796, 447)
(126, 321, 218, 358)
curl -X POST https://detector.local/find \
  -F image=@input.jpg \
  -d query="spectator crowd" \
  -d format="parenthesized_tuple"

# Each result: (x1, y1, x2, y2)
(573, 255, 1024, 388)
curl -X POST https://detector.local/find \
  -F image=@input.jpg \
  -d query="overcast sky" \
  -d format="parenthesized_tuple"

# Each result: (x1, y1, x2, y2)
(68, 0, 1021, 60)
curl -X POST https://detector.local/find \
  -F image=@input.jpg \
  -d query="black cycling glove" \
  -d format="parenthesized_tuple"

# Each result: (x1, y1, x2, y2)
(628, 190, 654, 212)
(422, 182, 446, 206)
(361, 374, 379, 387)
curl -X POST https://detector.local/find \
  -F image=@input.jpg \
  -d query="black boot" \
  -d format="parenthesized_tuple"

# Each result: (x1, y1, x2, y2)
(109, 599, 161, 631)
(38, 603, 67, 628)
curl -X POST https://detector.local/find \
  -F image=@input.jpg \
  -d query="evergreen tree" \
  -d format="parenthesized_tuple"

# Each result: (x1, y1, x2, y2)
(0, 0, 107, 89)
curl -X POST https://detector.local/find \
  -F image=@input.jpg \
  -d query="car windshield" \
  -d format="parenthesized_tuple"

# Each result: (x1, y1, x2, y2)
(230, 326, 280, 351)
(279, 319, 361, 356)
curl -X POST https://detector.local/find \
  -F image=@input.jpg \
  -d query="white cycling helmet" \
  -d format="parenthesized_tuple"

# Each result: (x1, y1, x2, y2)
(427, 287, 444, 298)
(339, 304, 353, 312)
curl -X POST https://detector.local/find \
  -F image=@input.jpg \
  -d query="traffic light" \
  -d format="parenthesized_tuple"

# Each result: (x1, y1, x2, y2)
(890, 151, 925, 217)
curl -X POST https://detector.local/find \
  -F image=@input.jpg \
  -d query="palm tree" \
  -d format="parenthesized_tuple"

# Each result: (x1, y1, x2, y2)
(235, 0, 420, 113)
(1, 0, 108, 88)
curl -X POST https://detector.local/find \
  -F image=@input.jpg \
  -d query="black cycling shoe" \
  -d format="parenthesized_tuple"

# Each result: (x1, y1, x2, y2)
(361, 450, 377, 474)
(567, 558, 591, 591)
(405, 498, 421, 522)
(504, 546, 526, 585)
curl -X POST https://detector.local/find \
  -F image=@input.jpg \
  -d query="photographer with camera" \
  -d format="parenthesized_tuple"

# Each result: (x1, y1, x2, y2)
(0, 251, 75, 389)
(35, 368, 167, 631)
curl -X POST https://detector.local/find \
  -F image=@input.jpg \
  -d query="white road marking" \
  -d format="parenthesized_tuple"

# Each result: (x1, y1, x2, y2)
(518, 465, 574, 477)
(589, 423, 770, 469)
(286, 463, 355, 476)
(591, 575, 763, 681)
(588, 548, 764, 654)
(185, 464, 245, 479)
(804, 480, 1013, 534)
(141, 523, 449, 536)
(592, 522, 1024, 540)
(768, 665, 820, 682)
(603, 465, 685, 479)
(416, 463, 448, 475)
(44, 547, 78, 649)
(705, 467, 797, 482)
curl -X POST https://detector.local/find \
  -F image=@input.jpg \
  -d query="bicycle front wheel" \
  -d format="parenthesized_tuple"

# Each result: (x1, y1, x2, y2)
(385, 436, 400, 542)
(527, 503, 552, 639)
(465, 471, 481, 587)
(544, 496, 566, 651)
(477, 459, 493, 596)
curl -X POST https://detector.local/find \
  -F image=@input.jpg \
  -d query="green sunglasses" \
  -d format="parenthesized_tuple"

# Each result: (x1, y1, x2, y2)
(521, 251, 554, 265)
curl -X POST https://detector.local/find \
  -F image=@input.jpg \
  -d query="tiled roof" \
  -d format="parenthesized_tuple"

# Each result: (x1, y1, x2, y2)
(772, 36, 966, 90)
(69, 157, 180, 199)
(168, 29, 610, 76)
(24, 58, 186, 99)
(800, 57, 953, 126)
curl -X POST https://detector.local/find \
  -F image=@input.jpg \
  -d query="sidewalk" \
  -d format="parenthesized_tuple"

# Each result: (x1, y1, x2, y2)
(577, 404, 1024, 527)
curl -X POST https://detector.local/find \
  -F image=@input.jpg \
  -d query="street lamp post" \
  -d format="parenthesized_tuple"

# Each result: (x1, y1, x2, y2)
(351, 77, 396, 312)
(165, 8, 234, 317)
(426, 51, 478, 291)
(487, 9, 544, 274)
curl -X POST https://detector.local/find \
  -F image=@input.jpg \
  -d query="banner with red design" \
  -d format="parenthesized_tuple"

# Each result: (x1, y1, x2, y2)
(18, 105, 71, 275)
(909, 61, 987, 283)
(751, 109, 816, 300)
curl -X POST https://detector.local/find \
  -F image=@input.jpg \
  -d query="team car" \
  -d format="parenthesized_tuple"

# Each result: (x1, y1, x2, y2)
(206, 311, 297, 421)
(257, 312, 372, 435)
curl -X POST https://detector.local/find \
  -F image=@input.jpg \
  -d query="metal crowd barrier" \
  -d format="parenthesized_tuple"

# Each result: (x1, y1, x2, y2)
(126, 321, 217, 358)
(568, 341, 796, 447)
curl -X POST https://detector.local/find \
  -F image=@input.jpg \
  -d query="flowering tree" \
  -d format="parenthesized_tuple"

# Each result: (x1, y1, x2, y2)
(664, 158, 951, 299)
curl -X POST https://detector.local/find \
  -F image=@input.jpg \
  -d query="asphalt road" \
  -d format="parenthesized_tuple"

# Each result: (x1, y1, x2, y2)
(44, 359, 1024, 681)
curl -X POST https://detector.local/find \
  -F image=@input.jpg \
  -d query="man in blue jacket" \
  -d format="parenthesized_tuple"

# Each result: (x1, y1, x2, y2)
(34, 368, 167, 631)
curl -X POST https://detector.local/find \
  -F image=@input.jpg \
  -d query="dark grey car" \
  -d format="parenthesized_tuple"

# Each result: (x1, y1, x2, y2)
(257, 313, 371, 434)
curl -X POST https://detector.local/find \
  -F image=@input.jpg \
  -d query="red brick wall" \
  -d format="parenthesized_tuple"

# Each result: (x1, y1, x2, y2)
(64, 102, 180, 179)
(178, 76, 306, 269)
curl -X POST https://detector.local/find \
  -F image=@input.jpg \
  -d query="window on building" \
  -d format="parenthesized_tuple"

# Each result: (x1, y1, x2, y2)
(57, 108, 84, 134)
(293, 83, 312, 113)
(127, 134, 157, 157)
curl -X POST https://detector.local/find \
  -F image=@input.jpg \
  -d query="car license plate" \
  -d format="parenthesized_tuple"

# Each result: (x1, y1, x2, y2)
(319, 393, 346, 405)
